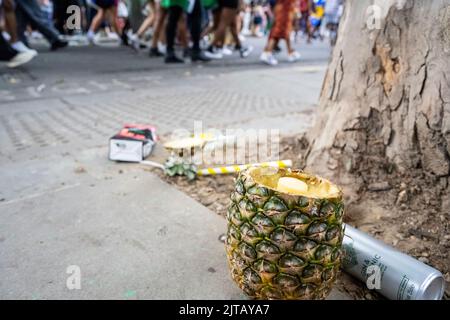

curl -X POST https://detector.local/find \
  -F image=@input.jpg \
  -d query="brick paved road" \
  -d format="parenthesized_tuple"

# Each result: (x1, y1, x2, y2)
(0, 37, 329, 204)
(0, 38, 329, 163)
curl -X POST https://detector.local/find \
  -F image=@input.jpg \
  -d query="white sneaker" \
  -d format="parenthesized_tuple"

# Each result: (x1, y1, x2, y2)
(287, 51, 301, 62)
(205, 47, 223, 59)
(87, 30, 95, 44)
(2, 31, 11, 41)
(255, 31, 264, 38)
(239, 45, 253, 58)
(222, 46, 233, 56)
(107, 32, 119, 41)
(200, 36, 209, 49)
(31, 31, 43, 39)
(260, 52, 278, 66)
(11, 41, 38, 55)
(7, 51, 36, 68)
(129, 33, 140, 51)
(158, 43, 167, 54)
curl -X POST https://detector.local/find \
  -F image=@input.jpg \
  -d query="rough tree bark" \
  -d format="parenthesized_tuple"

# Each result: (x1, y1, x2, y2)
(306, 0, 450, 213)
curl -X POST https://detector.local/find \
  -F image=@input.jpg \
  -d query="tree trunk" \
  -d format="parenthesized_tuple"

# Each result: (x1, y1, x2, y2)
(306, 0, 450, 211)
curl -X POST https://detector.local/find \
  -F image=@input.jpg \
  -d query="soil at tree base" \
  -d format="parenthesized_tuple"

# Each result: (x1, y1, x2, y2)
(149, 135, 449, 300)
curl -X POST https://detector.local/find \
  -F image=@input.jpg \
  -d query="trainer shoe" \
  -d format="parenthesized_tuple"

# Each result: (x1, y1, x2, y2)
(260, 52, 278, 66)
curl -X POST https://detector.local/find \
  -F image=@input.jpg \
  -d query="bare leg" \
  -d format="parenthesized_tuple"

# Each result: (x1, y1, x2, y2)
(88, 9, 105, 33)
(3, 0, 18, 43)
(201, 9, 220, 38)
(235, 12, 242, 34)
(212, 8, 236, 48)
(229, 14, 241, 47)
(136, 15, 154, 37)
(136, 1, 156, 38)
(177, 13, 188, 49)
(264, 38, 276, 53)
(285, 36, 294, 54)
(105, 7, 121, 36)
(151, 7, 167, 49)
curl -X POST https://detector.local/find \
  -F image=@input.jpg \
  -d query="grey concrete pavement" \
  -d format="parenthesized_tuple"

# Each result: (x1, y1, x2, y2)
(0, 167, 245, 299)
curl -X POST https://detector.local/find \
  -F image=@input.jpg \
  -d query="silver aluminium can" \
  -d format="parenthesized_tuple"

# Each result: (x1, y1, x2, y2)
(341, 224, 445, 300)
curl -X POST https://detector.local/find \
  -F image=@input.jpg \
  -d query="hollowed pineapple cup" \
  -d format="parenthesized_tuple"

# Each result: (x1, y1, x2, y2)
(225, 167, 345, 300)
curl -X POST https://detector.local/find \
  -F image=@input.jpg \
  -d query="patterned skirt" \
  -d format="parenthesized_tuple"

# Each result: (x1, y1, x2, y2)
(269, 0, 296, 40)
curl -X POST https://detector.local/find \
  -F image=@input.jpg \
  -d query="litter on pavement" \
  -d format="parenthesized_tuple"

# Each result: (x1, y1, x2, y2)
(109, 124, 157, 162)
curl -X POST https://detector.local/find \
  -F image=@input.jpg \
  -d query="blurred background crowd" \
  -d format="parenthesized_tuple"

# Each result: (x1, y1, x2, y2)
(0, 0, 343, 67)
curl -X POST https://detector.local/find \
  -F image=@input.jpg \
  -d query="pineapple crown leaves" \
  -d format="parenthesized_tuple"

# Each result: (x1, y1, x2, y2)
(164, 156, 197, 181)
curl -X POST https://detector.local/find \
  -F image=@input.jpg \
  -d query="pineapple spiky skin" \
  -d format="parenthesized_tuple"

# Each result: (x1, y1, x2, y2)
(225, 168, 345, 300)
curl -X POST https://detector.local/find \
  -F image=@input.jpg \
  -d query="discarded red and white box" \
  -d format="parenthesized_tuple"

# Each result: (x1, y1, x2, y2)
(109, 124, 157, 162)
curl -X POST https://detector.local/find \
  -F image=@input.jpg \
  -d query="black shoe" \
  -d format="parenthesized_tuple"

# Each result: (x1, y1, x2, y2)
(149, 47, 164, 57)
(274, 44, 282, 53)
(51, 39, 68, 51)
(236, 45, 253, 58)
(205, 45, 223, 59)
(121, 32, 129, 46)
(165, 54, 184, 63)
(183, 48, 191, 58)
(191, 51, 211, 62)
